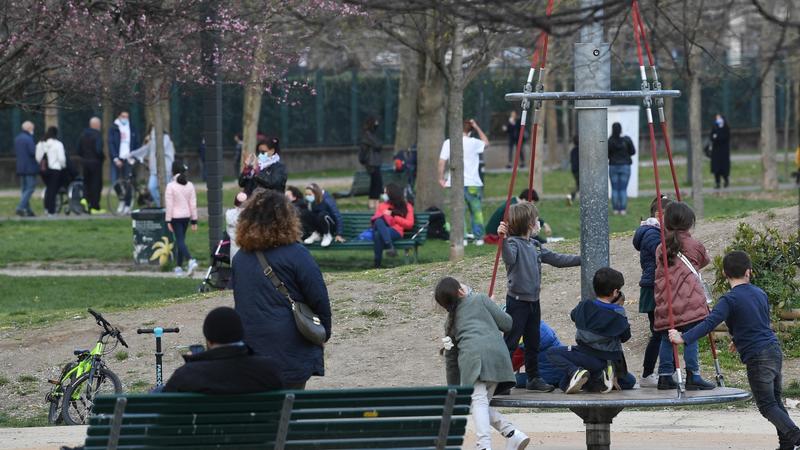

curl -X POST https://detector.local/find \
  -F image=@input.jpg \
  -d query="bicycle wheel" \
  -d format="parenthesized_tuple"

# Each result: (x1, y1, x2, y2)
(62, 367, 122, 425)
(106, 180, 128, 216)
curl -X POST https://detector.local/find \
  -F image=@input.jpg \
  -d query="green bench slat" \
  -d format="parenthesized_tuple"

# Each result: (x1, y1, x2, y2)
(305, 212, 429, 259)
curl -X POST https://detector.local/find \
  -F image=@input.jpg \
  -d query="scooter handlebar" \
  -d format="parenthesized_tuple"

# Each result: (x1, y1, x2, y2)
(137, 327, 180, 334)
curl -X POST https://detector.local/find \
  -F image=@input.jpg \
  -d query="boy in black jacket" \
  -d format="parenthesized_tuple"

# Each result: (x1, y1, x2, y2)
(670, 251, 800, 450)
(547, 267, 637, 394)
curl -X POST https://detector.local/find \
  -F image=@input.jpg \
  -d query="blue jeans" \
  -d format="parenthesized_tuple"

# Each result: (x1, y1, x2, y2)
(504, 297, 541, 379)
(16, 174, 37, 213)
(171, 218, 191, 267)
(609, 164, 631, 211)
(546, 346, 636, 392)
(746, 343, 800, 448)
(658, 322, 699, 375)
(464, 186, 485, 239)
(148, 174, 161, 208)
(373, 217, 400, 267)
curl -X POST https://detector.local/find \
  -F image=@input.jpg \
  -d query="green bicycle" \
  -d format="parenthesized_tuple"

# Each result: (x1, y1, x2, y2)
(45, 309, 127, 425)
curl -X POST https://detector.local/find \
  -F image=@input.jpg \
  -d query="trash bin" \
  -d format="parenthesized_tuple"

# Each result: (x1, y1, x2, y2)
(132, 208, 172, 265)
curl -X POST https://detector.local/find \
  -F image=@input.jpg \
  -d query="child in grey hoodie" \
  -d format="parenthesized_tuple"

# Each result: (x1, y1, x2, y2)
(498, 201, 581, 392)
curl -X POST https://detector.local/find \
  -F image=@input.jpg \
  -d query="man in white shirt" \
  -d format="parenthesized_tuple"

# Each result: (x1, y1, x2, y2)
(438, 119, 490, 246)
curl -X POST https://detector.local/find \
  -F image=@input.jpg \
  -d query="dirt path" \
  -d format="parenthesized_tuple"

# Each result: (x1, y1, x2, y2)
(0, 206, 796, 425)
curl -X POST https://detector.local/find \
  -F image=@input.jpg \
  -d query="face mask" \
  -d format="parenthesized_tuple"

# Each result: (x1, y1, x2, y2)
(119, 119, 128, 126)
(304, 195, 315, 203)
(715, 118, 724, 127)
(257, 153, 269, 164)
(380, 193, 389, 202)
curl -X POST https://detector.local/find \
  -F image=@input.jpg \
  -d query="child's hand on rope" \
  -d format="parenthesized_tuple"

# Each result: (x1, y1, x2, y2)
(497, 221, 508, 237)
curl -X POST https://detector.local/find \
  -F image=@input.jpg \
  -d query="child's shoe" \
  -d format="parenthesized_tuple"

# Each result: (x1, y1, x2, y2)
(320, 233, 334, 247)
(187, 258, 198, 276)
(685, 371, 716, 390)
(601, 363, 615, 393)
(657, 375, 678, 390)
(505, 429, 530, 450)
(525, 377, 555, 393)
(565, 369, 589, 394)
(303, 231, 321, 244)
(174, 267, 185, 277)
(639, 373, 658, 388)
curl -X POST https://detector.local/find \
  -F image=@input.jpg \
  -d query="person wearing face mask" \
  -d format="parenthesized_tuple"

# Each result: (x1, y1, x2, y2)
(285, 185, 314, 240)
(370, 183, 415, 268)
(709, 113, 731, 189)
(108, 111, 140, 214)
(238, 137, 287, 195)
(358, 116, 383, 210)
(303, 183, 345, 248)
(496, 201, 581, 393)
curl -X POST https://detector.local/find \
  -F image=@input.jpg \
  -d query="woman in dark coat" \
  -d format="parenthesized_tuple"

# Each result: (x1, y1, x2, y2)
(238, 137, 287, 195)
(710, 114, 731, 189)
(359, 116, 383, 210)
(231, 189, 332, 388)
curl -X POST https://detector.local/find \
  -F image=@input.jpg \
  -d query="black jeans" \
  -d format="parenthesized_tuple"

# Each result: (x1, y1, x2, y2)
(504, 297, 540, 379)
(172, 218, 192, 267)
(714, 173, 729, 188)
(43, 168, 64, 214)
(642, 311, 661, 377)
(746, 343, 800, 448)
(312, 211, 335, 236)
(367, 165, 383, 200)
(82, 161, 103, 210)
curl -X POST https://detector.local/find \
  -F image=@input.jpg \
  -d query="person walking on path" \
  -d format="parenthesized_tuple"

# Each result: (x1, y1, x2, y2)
(504, 111, 525, 169)
(129, 126, 176, 208)
(109, 111, 140, 214)
(608, 122, 636, 215)
(670, 251, 800, 450)
(35, 126, 67, 216)
(439, 119, 490, 246)
(359, 116, 383, 211)
(232, 189, 332, 389)
(710, 113, 731, 189)
(77, 117, 105, 214)
(165, 161, 198, 277)
(14, 121, 37, 217)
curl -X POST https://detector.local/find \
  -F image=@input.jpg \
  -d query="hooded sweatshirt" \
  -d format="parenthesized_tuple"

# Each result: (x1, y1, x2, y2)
(571, 299, 631, 361)
(502, 236, 581, 302)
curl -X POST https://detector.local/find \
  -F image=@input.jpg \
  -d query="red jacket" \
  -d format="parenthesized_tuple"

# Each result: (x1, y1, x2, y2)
(371, 202, 414, 236)
(654, 231, 710, 331)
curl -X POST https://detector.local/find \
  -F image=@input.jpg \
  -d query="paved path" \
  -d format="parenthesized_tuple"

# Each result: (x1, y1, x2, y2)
(2, 409, 796, 450)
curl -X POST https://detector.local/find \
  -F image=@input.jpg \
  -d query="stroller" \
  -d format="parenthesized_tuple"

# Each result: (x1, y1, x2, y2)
(197, 234, 231, 293)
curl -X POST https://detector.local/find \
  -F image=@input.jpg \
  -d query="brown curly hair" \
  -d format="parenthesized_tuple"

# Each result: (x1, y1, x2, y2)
(236, 189, 301, 252)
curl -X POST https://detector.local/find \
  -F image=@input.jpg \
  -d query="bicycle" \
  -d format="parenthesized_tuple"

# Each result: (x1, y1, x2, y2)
(45, 308, 127, 425)
(107, 161, 154, 215)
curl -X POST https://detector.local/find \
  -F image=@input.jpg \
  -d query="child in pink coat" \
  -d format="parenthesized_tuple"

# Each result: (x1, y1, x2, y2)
(165, 161, 198, 276)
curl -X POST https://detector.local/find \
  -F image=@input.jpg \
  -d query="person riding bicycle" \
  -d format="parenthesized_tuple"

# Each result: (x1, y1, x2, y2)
(162, 307, 284, 394)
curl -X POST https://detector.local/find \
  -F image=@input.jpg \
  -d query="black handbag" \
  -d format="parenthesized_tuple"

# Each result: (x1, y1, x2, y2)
(255, 252, 327, 346)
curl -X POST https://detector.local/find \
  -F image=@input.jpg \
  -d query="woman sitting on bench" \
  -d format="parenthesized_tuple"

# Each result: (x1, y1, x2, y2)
(372, 183, 414, 268)
(303, 183, 344, 247)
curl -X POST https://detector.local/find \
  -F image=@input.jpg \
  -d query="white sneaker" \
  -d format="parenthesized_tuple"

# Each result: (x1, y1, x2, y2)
(465, 233, 475, 240)
(187, 259, 198, 276)
(601, 363, 615, 393)
(475, 239, 484, 246)
(116, 203, 124, 214)
(566, 369, 589, 394)
(173, 267, 185, 277)
(505, 429, 530, 450)
(463, 240, 469, 247)
(303, 232, 321, 244)
(320, 233, 333, 247)
(122, 205, 131, 215)
(639, 373, 658, 388)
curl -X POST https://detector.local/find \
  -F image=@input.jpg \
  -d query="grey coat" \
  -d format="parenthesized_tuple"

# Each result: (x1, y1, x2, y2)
(444, 294, 516, 386)
(502, 236, 581, 301)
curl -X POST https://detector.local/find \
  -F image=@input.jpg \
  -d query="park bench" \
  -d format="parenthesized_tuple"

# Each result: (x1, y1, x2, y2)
(305, 212, 430, 263)
(334, 166, 409, 198)
(82, 385, 472, 450)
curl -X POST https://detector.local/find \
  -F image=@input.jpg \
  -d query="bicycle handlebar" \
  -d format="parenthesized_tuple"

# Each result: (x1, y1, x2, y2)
(137, 327, 180, 334)
(88, 308, 128, 347)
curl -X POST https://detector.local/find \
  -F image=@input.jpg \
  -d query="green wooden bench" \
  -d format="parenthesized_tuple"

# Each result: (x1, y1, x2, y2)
(305, 212, 430, 263)
(83, 386, 472, 450)
(334, 166, 409, 198)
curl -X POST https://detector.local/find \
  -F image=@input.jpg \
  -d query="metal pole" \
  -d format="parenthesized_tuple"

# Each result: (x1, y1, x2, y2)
(575, 0, 610, 300)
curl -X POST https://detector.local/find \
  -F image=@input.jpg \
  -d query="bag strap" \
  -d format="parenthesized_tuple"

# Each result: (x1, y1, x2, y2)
(255, 252, 295, 306)
(677, 252, 703, 280)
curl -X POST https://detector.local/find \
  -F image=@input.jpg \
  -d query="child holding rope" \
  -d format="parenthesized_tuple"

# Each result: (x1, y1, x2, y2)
(670, 251, 800, 450)
(632, 196, 672, 387)
(498, 201, 581, 392)
(653, 201, 715, 390)
(436, 277, 530, 450)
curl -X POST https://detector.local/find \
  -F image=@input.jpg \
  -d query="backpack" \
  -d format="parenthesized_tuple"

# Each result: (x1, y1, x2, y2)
(425, 206, 449, 240)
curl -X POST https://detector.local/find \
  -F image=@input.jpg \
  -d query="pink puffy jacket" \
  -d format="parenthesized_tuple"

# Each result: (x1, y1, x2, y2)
(653, 231, 710, 331)
(165, 179, 198, 223)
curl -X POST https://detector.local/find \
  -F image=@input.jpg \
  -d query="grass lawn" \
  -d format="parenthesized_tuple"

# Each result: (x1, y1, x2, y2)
(0, 275, 200, 328)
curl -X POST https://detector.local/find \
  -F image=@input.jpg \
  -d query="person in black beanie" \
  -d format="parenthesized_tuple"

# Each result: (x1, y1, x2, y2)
(162, 307, 284, 394)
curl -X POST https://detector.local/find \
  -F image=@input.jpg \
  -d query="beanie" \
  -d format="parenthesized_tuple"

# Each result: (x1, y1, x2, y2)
(202, 307, 244, 344)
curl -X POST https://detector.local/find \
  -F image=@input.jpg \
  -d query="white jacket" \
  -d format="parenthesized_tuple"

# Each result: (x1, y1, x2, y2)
(129, 131, 175, 179)
(35, 139, 67, 170)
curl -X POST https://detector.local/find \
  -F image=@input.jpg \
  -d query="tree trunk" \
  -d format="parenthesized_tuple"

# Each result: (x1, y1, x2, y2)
(794, 78, 800, 151)
(415, 54, 446, 210)
(152, 78, 168, 208)
(446, 21, 465, 261)
(44, 91, 58, 130)
(242, 43, 269, 169)
(394, 48, 420, 151)
(101, 68, 113, 185)
(761, 63, 778, 190)
(689, 55, 704, 219)
(783, 78, 791, 180)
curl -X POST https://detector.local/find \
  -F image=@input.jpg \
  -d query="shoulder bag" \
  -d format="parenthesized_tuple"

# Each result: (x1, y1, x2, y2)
(255, 252, 327, 345)
(677, 252, 714, 304)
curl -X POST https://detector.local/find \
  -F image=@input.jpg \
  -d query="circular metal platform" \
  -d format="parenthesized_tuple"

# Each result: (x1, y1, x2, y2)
(491, 387, 751, 450)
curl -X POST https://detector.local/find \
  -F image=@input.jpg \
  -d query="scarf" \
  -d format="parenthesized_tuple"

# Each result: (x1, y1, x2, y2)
(258, 153, 281, 171)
